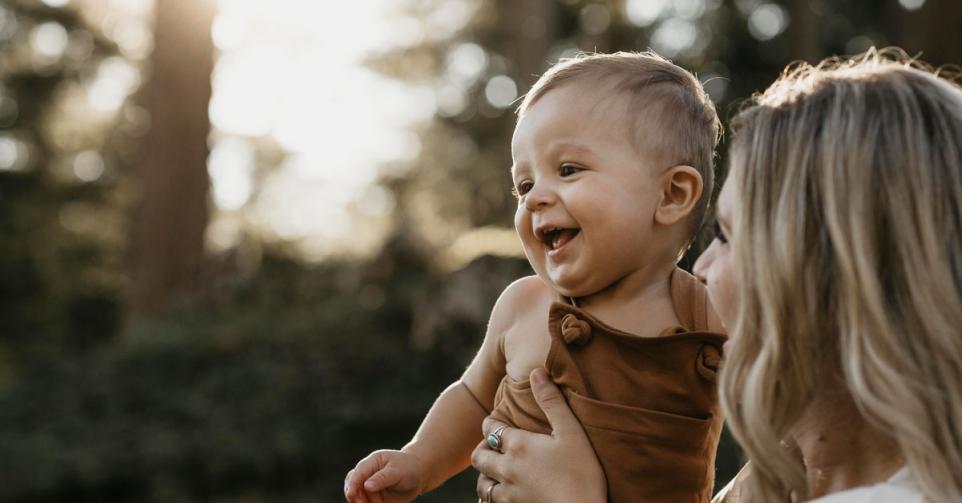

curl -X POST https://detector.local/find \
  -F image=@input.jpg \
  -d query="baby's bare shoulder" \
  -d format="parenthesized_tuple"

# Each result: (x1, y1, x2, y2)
(489, 275, 553, 331)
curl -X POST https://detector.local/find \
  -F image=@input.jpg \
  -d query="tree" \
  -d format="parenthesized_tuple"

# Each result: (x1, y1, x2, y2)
(127, 0, 216, 321)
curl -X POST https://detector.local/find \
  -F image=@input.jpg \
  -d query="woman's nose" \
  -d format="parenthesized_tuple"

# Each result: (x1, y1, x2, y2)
(692, 244, 713, 283)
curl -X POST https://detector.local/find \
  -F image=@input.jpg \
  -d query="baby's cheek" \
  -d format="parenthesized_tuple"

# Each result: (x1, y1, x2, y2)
(513, 206, 528, 234)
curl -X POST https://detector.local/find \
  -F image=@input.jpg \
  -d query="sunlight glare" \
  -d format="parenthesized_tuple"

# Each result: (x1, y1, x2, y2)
(209, 0, 445, 258)
(210, 47, 282, 137)
(208, 137, 256, 211)
(87, 56, 141, 112)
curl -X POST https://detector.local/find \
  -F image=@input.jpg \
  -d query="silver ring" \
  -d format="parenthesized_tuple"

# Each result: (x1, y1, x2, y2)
(486, 425, 507, 452)
(485, 481, 499, 503)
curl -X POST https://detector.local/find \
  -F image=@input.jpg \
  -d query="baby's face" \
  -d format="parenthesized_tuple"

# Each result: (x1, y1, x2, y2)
(511, 82, 664, 298)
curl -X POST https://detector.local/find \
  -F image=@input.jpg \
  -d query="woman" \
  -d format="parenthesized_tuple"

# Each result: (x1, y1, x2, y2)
(472, 49, 962, 502)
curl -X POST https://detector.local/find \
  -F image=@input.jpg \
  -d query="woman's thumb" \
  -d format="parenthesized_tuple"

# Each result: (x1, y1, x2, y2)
(530, 367, 578, 435)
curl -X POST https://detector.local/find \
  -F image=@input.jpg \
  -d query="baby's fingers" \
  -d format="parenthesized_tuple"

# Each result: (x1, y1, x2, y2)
(344, 469, 361, 502)
(364, 465, 403, 493)
(346, 458, 381, 503)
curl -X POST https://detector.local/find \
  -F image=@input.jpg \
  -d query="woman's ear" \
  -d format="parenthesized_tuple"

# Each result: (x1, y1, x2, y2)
(654, 165, 703, 226)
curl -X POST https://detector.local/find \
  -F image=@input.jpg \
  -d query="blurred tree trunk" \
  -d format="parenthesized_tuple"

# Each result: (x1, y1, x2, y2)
(503, 0, 558, 90)
(127, 0, 215, 320)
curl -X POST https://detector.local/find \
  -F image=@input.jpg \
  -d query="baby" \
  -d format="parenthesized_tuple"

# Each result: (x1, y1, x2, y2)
(345, 52, 726, 503)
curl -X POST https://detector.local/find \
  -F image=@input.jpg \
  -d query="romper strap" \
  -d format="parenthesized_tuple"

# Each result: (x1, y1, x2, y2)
(669, 268, 711, 332)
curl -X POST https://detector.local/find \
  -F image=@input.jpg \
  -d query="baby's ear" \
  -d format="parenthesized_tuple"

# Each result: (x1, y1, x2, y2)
(654, 165, 703, 226)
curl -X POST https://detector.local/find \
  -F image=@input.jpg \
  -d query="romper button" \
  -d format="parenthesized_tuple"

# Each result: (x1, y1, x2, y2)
(696, 344, 722, 382)
(560, 314, 592, 345)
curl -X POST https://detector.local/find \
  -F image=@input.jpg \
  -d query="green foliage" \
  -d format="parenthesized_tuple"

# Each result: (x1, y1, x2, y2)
(0, 252, 498, 501)
(0, 1, 133, 360)
(0, 246, 746, 501)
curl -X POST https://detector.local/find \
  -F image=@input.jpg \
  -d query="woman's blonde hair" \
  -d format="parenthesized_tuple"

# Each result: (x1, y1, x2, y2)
(721, 48, 962, 502)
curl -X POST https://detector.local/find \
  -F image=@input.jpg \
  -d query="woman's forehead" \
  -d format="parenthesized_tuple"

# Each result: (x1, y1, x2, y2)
(716, 178, 736, 222)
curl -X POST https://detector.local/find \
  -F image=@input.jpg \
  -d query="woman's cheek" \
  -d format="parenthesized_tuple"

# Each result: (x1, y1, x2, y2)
(710, 256, 737, 330)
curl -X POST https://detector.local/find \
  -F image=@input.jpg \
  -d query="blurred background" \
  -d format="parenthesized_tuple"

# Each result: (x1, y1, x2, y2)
(1, 0, 960, 500)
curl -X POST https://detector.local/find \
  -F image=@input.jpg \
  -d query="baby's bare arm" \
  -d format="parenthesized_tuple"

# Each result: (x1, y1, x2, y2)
(402, 277, 543, 491)
(347, 277, 542, 500)
(397, 381, 490, 493)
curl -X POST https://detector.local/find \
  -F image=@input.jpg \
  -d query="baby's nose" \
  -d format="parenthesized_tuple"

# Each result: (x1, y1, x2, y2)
(524, 185, 556, 211)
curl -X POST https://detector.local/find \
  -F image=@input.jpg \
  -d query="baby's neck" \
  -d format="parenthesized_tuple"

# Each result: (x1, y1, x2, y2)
(574, 261, 679, 336)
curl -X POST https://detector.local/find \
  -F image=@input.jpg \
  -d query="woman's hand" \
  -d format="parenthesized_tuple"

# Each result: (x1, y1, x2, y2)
(471, 368, 606, 503)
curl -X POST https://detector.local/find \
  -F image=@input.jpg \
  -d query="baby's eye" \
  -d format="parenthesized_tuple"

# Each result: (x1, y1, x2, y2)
(713, 221, 728, 244)
(512, 180, 533, 199)
(559, 164, 581, 177)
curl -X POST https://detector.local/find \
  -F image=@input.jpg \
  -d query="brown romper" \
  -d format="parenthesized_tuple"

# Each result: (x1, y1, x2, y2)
(488, 268, 727, 503)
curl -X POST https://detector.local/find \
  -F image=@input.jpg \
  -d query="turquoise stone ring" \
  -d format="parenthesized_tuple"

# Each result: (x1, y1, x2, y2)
(486, 425, 506, 452)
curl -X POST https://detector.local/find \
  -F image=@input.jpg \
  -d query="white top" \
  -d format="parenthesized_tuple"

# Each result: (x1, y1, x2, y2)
(807, 467, 923, 503)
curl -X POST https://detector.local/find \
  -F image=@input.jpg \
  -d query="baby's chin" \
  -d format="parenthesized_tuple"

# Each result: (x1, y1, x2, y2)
(529, 261, 601, 298)
(542, 274, 598, 300)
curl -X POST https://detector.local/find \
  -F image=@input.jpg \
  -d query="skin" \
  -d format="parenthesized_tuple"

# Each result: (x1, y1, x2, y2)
(472, 176, 905, 502)
(510, 79, 704, 333)
(346, 79, 709, 503)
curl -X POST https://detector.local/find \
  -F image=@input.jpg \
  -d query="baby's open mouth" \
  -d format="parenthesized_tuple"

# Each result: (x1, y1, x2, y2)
(538, 227, 581, 250)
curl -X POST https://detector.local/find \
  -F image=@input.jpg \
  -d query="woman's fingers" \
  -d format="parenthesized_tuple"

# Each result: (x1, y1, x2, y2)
(472, 437, 508, 482)
(476, 473, 496, 500)
(476, 473, 506, 503)
(529, 368, 579, 437)
(481, 417, 513, 451)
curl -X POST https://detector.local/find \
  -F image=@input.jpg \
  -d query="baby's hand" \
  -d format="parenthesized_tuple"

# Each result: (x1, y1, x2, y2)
(344, 449, 427, 503)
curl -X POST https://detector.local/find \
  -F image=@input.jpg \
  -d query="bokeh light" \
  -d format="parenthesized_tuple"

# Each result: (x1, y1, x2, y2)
(747, 3, 789, 41)
(651, 18, 699, 58)
(72, 150, 105, 182)
(898, 0, 926, 11)
(0, 135, 30, 172)
(30, 21, 69, 60)
(87, 56, 141, 112)
(579, 3, 612, 35)
(625, 0, 667, 27)
(445, 43, 488, 88)
(484, 75, 518, 109)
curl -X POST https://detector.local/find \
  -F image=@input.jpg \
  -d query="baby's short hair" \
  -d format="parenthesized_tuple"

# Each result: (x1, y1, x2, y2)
(518, 51, 721, 236)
